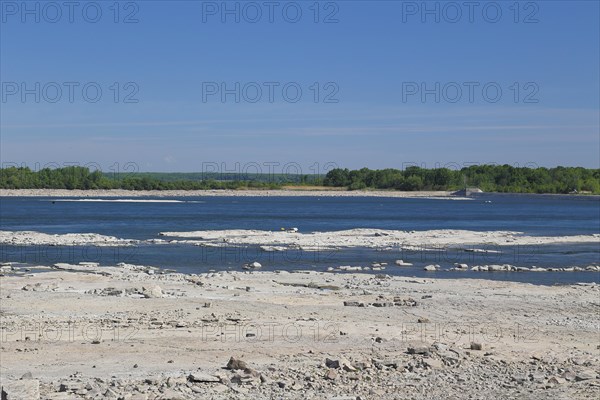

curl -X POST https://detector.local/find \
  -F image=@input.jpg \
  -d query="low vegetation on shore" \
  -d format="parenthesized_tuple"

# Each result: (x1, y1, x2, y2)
(1, 165, 599, 194)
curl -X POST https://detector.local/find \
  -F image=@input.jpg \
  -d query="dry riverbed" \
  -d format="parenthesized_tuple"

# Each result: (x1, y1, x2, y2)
(0, 262, 599, 399)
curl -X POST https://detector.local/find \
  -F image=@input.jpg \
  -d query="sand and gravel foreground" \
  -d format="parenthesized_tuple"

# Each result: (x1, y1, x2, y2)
(1, 262, 599, 399)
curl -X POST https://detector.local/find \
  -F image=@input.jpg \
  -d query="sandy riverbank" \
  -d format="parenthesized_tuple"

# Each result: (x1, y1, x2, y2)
(0, 189, 457, 198)
(2, 189, 598, 199)
(0, 262, 598, 399)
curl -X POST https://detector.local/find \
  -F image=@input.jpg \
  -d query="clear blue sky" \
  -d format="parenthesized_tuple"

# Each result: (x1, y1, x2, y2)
(1, 0, 599, 173)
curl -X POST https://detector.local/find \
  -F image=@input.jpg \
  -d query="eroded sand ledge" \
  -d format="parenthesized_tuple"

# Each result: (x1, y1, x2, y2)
(0, 263, 598, 399)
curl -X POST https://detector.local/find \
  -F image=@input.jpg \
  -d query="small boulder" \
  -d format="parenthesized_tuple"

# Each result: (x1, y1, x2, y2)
(325, 358, 340, 368)
(188, 373, 220, 383)
(20, 372, 33, 380)
(337, 356, 356, 371)
(575, 370, 597, 381)
(226, 357, 249, 370)
(141, 285, 163, 299)
(561, 371, 576, 381)
(343, 301, 363, 307)
(407, 345, 431, 355)
(324, 370, 337, 380)
(242, 262, 262, 270)
(166, 376, 187, 387)
(470, 342, 483, 351)
(1, 379, 40, 400)
(422, 357, 444, 369)
(58, 381, 85, 392)
(548, 376, 566, 385)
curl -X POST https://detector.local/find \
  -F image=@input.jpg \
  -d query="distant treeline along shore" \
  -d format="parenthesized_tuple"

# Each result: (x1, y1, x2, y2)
(0, 165, 599, 194)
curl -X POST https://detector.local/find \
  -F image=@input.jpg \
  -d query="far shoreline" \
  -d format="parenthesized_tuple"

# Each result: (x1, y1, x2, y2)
(0, 188, 457, 198)
(1, 188, 599, 199)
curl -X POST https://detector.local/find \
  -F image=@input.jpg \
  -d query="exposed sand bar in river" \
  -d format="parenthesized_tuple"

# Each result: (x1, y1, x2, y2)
(159, 229, 600, 249)
(1, 228, 599, 249)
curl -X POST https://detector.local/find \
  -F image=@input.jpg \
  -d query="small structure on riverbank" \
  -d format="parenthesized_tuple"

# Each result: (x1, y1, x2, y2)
(452, 187, 483, 196)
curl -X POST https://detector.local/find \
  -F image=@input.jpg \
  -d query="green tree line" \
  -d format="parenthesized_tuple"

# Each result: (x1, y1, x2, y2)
(0, 166, 282, 190)
(1, 165, 599, 194)
(323, 165, 600, 194)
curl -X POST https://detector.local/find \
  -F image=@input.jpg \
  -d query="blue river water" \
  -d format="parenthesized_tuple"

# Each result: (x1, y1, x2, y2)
(1, 194, 599, 285)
